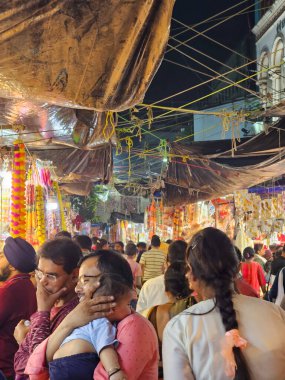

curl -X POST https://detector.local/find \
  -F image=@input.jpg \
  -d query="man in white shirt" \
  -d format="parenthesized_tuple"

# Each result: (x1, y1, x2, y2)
(137, 240, 187, 314)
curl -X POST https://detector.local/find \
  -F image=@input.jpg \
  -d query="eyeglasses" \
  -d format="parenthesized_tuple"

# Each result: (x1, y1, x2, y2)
(35, 269, 58, 282)
(78, 274, 101, 285)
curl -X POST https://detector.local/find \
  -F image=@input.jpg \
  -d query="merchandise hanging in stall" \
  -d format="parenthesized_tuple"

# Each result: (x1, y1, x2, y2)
(0, 138, 73, 245)
(234, 189, 285, 249)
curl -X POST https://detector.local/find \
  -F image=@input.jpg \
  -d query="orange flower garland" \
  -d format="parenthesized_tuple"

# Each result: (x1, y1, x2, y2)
(36, 185, 46, 245)
(53, 181, 66, 231)
(10, 139, 26, 238)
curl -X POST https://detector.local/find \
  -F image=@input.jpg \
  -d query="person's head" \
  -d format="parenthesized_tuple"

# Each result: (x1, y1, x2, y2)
(36, 238, 82, 296)
(1, 237, 37, 281)
(275, 246, 283, 258)
(167, 240, 187, 265)
(92, 237, 99, 245)
(165, 239, 173, 244)
(55, 231, 72, 239)
(96, 239, 109, 250)
(76, 250, 133, 319)
(114, 241, 124, 254)
(137, 242, 147, 254)
(73, 235, 92, 253)
(186, 227, 250, 380)
(164, 262, 190, 302)
(151, 235, 160, 248)
(243, 247, 255, 261)
(254, 243, 264, 256)
(125, 243, 137, 257)
(264, 249, 273, 261)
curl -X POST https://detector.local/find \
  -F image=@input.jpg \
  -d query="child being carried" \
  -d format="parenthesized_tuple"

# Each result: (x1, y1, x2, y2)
(48, 273, 132, 380)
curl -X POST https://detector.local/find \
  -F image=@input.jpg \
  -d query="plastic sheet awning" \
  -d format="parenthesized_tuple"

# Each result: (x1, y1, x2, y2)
(0, 1, 175, 193)
(0, 0, 174, 110)
(164, 119, 285, 205)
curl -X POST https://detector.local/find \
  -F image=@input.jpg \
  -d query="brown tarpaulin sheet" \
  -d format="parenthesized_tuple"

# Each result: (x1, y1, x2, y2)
(0, 1, 175, 192)
(0, 0, 174, 111)
(165, 134, 285, 206)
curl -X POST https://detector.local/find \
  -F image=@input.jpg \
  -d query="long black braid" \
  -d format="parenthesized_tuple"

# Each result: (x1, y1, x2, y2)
(186, 227, 251, 380)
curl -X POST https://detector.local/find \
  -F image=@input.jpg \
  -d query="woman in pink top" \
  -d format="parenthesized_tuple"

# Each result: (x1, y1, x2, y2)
(125, 243, 142, 309)
(28, 250, 158, 380)
(241, 247, 266, 294)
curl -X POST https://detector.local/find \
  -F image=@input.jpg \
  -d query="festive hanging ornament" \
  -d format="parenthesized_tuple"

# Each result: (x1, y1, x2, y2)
(35, 185, 46, 245)
(26, 175, 37, 245)
(53, 181, 66, 231)
(10, 139, 26, 238)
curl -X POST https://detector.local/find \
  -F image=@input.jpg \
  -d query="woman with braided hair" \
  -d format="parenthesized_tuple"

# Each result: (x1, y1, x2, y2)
(163, 227, 285, 380)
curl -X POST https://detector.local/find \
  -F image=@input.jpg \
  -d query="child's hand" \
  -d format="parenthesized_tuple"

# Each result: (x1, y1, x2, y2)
(109, 369, 127, 380)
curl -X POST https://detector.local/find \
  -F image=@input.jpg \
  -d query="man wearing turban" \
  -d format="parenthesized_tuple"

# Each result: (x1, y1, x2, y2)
(0, 237, 37, 380)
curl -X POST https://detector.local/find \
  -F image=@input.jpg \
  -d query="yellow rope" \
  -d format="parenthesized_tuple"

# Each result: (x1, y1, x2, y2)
(125, 137, 134, 178)
(103, 111, 116, 141)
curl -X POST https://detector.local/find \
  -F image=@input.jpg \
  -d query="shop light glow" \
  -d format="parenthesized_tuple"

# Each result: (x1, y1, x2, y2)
(46, 202, 59, 211)
(0, 171, 12, 188)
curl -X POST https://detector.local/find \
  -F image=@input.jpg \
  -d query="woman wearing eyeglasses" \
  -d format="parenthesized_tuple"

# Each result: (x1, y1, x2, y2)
(162, 227, 285, 380)
(25, 250, 159, 380)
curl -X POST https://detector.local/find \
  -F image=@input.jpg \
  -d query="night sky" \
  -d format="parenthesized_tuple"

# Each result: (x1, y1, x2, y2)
(145, 0, 256, 106)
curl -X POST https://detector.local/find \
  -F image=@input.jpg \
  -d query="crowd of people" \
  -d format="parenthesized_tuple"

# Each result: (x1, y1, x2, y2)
(0, 229, 285, 380)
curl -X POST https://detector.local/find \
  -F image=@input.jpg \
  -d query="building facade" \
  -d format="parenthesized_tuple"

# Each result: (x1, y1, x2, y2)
(253, 0, 285, 113)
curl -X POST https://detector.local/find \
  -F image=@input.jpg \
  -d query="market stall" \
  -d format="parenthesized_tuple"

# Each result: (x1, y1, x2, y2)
(0, 139, 73, 246)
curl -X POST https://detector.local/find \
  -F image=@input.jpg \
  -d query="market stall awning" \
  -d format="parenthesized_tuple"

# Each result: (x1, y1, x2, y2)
(164, 119, 285, 205)
(0, 1, 175, 192)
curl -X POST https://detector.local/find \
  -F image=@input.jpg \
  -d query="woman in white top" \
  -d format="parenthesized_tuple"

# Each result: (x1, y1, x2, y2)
(163, 227, 285, 380)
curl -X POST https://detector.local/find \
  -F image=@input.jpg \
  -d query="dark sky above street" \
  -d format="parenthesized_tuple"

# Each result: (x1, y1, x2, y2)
(145, 0, 255, 105)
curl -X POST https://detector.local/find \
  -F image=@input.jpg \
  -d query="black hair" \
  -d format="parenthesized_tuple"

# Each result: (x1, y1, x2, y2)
(151, 235, 160, 247)
(114, 241, 124, 250)
(137, 242, 147, 249)
(186, 227, 250, 380)
(254, 243, 263, 253)
(125, 243, 137, 257)
(92, 237, 99, 244)
(166, 239, 173, 244)
(164, 262, 190, 300)
(55, 230, 72, 239)
(96, 239, 108, 250)
(79, 250, 133, 289)
(234, 246, 242, 263)
(243, 247, 254, 261)
(74, 235, 92, 251)
(38, 238, 82, 274)
(94, 273, 131, 301)
(167, 240, 187, 264)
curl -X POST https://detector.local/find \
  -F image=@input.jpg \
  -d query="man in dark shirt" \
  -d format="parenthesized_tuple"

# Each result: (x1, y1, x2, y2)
(271, 246, 285, 276)
(0, 237, 37, 380)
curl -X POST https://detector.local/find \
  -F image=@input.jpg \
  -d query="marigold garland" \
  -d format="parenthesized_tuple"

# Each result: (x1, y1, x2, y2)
(54, 181, 66, 231)
(10, 139, 26, 238)
(36, 185, 46, 245)
(26, 178, 37, 245)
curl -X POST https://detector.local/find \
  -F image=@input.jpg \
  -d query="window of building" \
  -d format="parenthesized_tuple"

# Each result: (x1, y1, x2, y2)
(258, 51, 271, 107)
(271, 37, 284, 104)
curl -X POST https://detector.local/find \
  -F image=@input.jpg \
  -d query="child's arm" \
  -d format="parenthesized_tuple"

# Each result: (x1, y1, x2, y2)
(99, 346, 127, 379)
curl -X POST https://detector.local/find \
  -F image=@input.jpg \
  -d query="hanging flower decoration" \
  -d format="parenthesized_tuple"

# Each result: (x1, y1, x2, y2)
(26, 168, 37, 245)
(36, 185, 46, 245)
(54, 181, 66, 231)
(10, 139, 26, 238)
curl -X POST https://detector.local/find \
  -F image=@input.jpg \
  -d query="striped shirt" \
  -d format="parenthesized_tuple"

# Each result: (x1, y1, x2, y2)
(140, 248, 166, 282)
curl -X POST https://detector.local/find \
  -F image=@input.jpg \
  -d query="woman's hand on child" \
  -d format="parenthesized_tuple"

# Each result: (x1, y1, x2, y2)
(64, 288, 116, 329)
